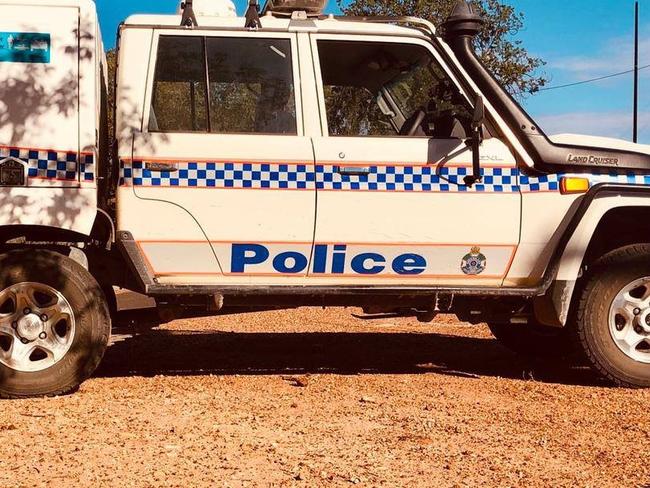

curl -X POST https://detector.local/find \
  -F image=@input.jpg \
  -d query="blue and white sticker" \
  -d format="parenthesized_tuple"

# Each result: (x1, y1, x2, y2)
(0, 32, 50, 64)
(461, 247, 487, 275)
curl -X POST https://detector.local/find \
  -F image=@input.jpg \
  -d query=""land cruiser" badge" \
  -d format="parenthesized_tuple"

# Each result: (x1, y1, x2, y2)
(461, 246, 486, 275)
(567, 153, 620, 166)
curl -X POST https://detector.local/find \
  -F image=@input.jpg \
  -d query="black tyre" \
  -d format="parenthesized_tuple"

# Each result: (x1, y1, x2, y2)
(0, 250, 110, 398)
(488, 321, 576, 360)
(574, 244, 650, 387)
(100, 283, 118, 317)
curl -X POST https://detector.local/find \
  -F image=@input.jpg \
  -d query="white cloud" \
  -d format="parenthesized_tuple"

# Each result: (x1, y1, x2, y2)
(550, 26, 650, 81)
(534, 110, 650, 142)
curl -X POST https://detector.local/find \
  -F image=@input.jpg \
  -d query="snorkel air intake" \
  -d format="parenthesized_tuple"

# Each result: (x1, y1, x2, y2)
(442, 0, 650, 173)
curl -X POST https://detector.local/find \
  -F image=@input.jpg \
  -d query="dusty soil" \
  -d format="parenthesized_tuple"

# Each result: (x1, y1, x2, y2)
(0, 297, 649, 488)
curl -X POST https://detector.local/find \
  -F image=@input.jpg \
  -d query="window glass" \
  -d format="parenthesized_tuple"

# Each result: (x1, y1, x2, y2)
(317, 40, 471, 138)
(388, 62, 437, 119)
(323, 85, 394, 137)
(149, 36, 297, 135)
(150, 36, 208, 132)
(206, 37, 297, 135)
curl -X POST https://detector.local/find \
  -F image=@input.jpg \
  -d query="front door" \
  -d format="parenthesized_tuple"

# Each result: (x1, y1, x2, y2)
(308, 35, 521, 286)
(124, 31, 316, 284)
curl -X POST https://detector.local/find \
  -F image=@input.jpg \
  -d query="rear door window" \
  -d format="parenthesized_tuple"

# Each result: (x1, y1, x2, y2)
(206, 37, 296, 135)
(150, 35, 297, 135)
(150, 36, 208, 132)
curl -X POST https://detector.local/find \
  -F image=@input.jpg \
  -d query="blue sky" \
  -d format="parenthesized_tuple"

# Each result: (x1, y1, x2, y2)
(96, 0, 650, 142)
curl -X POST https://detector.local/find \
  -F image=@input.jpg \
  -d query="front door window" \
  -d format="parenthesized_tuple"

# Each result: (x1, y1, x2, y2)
(317, 39, 472, 139)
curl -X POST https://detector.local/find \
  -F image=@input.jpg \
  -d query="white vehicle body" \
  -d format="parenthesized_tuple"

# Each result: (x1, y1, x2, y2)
(112, 11, 650, 313)
(117, 15, 522, 288)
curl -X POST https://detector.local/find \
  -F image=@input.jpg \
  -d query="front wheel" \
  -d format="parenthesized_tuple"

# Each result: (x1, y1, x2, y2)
(575, 244, 650, 387)
(0, 250, 110, 398)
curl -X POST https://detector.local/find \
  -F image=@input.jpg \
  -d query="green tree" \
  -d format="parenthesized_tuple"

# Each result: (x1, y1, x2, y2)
(340, 0, 547, 97)
(106, 48, 116, 138)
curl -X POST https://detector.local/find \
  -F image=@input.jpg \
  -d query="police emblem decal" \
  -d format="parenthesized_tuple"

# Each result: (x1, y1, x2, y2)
(461, 246, 487, 275)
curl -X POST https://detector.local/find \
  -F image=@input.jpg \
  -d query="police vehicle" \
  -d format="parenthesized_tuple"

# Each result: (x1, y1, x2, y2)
(0, 0, 649, 397)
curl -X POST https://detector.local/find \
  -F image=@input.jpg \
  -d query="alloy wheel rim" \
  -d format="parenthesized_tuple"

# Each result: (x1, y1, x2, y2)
(0, 282, 75, 372)
(608, 277, 650, 364)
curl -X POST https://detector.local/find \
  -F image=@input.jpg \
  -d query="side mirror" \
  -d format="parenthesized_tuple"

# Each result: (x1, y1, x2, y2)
(472, 94, 485, 129)
(464, 96, 485, 187)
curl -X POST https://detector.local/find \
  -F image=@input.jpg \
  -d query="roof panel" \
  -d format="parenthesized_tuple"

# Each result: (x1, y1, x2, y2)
(123, 13, 431, 38)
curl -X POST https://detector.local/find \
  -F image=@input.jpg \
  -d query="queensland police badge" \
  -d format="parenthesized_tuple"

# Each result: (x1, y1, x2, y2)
(461, 246, 486, 275)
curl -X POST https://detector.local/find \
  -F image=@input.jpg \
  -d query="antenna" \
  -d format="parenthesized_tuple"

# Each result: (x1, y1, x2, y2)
(634, 0, 639, 143)
(180, 0, 198, 27)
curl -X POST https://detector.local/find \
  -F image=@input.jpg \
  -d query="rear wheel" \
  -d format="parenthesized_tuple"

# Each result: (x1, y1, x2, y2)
(488, 321, 576, 359)
(575, 244, 650, 387)
(0, 250, 110, 398)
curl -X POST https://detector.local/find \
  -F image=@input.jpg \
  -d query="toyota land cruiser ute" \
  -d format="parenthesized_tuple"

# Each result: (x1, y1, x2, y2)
(1, 0, 650, 398)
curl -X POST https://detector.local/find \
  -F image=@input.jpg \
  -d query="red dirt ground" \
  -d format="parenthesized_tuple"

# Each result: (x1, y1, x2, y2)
(0, 301, 648, 487)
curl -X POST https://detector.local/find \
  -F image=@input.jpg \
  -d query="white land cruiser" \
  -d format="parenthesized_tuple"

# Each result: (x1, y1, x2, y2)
(0, 0, 649, 397)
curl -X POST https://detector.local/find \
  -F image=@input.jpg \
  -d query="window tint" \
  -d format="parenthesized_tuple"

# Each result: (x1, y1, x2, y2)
(388, 63, 437, 119)
(149, 35, 297, 135)
(323, 85, 394, 137)
(317, 40, 470, 138)
(207, 38, 296, 135)
(150, 36, 208, 132)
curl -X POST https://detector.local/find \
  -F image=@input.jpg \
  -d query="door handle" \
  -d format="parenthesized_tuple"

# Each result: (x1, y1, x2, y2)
(337, 166, 371, 176)
(145, 162, 178, 173)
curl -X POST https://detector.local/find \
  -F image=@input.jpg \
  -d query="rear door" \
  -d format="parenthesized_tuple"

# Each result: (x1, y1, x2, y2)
(125, 31, 316, 283)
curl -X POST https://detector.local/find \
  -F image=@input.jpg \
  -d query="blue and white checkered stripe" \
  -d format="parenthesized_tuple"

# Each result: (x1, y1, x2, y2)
(0, 146, 94, 182)
(316, 165, 519, 192)
(121, 160, 521, 193)
(519, 174, 560, 192)
(121, 161, 315, 189)
(78, 153, 96, 182)
(121, 159, 650, 193)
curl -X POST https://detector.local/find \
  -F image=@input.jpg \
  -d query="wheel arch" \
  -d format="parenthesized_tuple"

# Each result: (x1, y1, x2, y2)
(536, 190, 650, 327)
(0, 210, 114, 248)
(0, 212, 130, 291)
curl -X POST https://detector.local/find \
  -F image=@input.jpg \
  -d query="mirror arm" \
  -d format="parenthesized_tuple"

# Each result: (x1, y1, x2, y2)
(463, 132, 482, 187)
(463, 95, 485, 187)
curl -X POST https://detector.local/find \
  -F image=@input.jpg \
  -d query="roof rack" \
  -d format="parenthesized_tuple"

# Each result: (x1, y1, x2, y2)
(180, 0, 198, 27)
(329, 16, 437, 38)
(257, 3, 437, 36)
(245, 0, 262, 28)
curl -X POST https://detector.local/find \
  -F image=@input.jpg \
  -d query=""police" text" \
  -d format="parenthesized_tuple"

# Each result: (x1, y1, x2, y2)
(231, 244, 427, 275)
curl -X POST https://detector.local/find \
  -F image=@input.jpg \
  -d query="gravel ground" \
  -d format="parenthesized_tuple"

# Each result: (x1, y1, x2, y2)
(0, 298, 649, 487)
